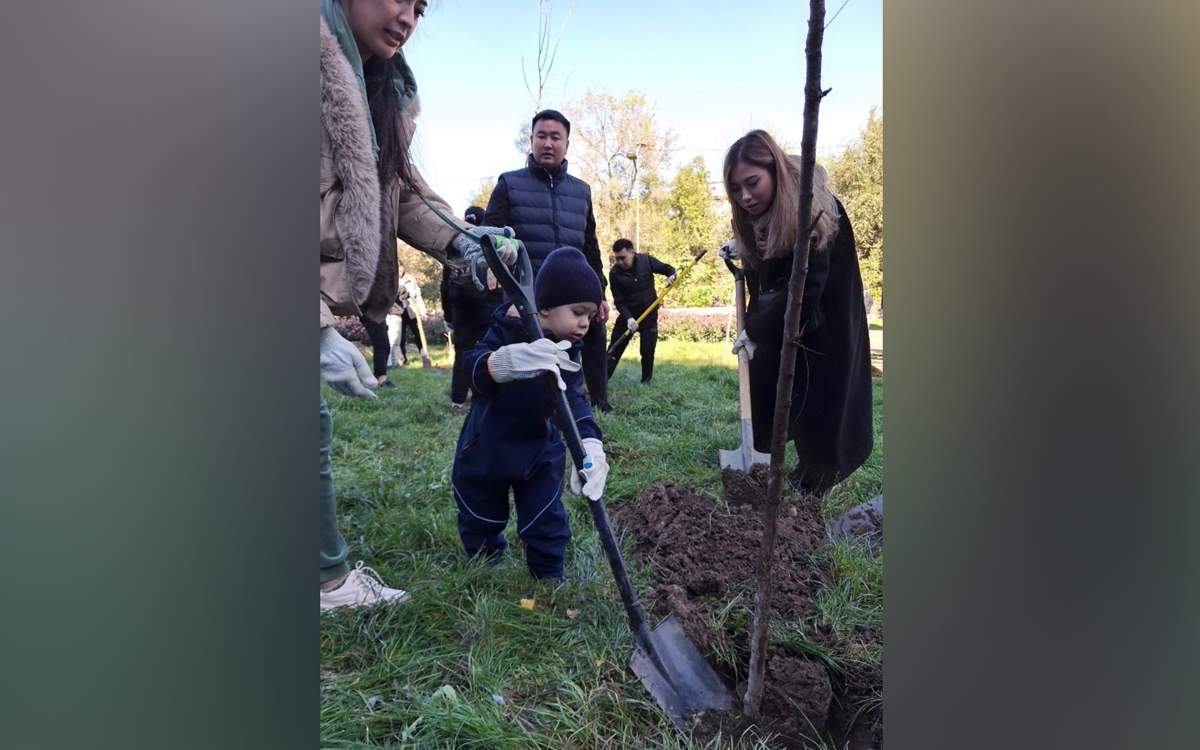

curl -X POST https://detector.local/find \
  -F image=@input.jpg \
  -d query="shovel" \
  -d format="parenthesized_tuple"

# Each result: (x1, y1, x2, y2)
(719, 257, 771, 483)
(478, 235, 735, 728)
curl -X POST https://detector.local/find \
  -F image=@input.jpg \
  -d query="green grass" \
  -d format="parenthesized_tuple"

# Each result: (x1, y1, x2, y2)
(321, 340, 882, 748)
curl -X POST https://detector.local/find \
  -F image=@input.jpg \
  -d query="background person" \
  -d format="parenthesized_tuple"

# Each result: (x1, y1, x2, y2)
(722, 129, 873, 496)
(483, 109, 613, 412)
(443, 206, 504, 409)
(606, 238, 676, 384)
(388, 261, 427, 366)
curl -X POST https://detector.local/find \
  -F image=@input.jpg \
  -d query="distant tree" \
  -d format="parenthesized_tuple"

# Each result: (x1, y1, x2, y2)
(564, 89, 677, 285)
(464, 178, 494, 213)
(826, 108, 883, 307)
(665, 157, 725, 306)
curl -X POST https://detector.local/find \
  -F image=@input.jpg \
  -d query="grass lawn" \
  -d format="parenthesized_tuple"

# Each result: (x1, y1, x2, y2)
(321, 339, 883, 749)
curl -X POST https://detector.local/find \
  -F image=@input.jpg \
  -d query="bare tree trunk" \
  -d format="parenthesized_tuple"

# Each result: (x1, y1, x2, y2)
(743, 0, 828, 720)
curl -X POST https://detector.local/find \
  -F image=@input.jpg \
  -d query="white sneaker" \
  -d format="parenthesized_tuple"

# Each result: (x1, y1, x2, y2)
(320, 561, 411, 612)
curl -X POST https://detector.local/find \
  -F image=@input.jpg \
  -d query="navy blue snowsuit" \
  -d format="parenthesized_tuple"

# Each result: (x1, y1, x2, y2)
(451, 305, 602, 579)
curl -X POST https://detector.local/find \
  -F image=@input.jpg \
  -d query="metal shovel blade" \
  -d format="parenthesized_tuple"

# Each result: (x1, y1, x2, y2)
(719, 446, 772, 473)
(629, 614, 735, 727)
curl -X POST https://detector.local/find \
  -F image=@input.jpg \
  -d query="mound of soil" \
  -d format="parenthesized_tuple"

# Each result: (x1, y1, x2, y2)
(613, 483, 882, 749)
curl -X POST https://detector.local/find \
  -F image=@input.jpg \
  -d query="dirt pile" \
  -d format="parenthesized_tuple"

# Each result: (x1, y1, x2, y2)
(613, 482, 882, 748)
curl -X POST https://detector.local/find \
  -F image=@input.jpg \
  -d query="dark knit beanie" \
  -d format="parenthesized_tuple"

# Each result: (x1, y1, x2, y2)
(534, 247, 604, 310)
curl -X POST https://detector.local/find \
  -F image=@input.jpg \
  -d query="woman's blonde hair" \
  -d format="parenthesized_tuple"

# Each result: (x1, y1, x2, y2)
(723, 129, 838, 267)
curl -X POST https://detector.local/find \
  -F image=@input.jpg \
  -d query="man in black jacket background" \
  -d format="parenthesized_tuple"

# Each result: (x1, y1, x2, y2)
(442, 205, 504, 409)
(484, 109, 612, 412)
(606, 238, 676, 384)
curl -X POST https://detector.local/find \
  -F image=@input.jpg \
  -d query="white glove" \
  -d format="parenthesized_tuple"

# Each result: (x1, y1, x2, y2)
(719, 238, 739, 261)
(732, 329, 757, 361)
(626, 317, 638, 333)
(570, 437, 609, 501)
(666, 273, 678, 285)
(320, 326, 378, 400)
(487, 338, 581, 390)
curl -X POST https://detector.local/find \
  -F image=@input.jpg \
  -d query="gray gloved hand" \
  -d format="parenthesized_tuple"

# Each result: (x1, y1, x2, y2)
(719, 238, 740, 261)
(569, 437, 609, 501)
(626, 317, 638, 334)
(487, 338, 581, 391)
(454, 226, 518, 291)
(320, 326, 378, 400)
(731, 329, 757, 361)
(666, 273, 678, 285)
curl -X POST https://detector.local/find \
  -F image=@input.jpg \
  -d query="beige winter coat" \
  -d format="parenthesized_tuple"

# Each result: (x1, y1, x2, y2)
(319, 18, 463, 326)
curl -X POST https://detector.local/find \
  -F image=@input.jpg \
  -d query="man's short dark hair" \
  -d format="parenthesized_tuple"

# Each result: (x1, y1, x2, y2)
(464, 206, 485, 226)
(531, 109, 571, 136)
(612, 238, 635, 254)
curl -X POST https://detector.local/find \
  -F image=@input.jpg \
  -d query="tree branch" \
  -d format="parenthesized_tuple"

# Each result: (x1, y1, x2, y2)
(743, 0, 827, 721)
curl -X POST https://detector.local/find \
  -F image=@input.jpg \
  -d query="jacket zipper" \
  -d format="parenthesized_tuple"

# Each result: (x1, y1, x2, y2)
(543, 166, 561, 246)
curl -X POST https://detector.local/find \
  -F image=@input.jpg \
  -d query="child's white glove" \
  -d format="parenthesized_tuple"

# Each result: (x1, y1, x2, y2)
(732, 329, 757, 361)
(626, 317, 638, 333)
(488, 338, 580, 390)
(320, 326, 378, 400)
(570, 437, 609, 500)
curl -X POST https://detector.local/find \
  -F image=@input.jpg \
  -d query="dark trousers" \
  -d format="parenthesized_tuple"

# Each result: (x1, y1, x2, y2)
(581, 317, 609, 405)
(450, 315, 490, 404)
(395, 313, 422, 362)
(358, 315, 391, 378)
(452, 444, 571, 579)
(606, 316, 658, 382)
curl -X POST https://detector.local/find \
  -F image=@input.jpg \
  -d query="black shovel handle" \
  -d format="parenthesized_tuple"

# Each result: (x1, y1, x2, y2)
(478, 238, 655, 648)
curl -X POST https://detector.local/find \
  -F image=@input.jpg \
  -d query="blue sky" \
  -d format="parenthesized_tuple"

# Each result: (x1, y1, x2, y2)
(403, 0, 881, 212)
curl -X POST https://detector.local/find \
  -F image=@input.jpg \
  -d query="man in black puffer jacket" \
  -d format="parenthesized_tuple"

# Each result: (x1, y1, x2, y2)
(484, 109, 613, 412)
(606, 238, 676, 383)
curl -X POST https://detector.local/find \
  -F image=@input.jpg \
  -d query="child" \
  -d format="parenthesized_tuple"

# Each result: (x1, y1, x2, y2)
(451, 247, 610, 580)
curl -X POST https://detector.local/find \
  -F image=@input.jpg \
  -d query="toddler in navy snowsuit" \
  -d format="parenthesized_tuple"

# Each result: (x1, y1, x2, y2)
(452, 247, 610, 580)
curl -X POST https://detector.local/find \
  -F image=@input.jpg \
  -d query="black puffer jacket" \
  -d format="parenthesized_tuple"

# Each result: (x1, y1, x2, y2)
(484, 156, 605, 286)
(609, 254, 676, 323)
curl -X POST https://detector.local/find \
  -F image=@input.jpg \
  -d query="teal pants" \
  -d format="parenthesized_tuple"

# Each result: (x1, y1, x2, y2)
(320, 397, 350, 584)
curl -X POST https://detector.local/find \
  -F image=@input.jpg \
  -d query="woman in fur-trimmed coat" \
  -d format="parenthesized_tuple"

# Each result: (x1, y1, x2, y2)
(318, 0, 507, 610)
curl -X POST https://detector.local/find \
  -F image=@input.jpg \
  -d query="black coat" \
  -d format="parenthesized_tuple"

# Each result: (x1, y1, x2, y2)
(609, 253, 676, 325)
(743, 197, 873, 487)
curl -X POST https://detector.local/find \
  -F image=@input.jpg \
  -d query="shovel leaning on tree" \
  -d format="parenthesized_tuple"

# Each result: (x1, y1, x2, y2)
(477, 234, 735, 728)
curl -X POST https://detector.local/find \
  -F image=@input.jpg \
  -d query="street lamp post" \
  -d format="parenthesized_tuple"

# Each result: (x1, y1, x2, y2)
(623, 143, 647, 248)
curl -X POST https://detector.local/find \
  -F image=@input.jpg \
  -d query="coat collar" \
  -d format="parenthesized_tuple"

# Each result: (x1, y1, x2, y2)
(526, 154, 569, 184)
(319, 0, 418, 159)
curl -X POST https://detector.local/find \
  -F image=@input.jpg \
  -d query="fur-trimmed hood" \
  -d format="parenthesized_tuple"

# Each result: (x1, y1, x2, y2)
(319, 5, 461, 324)
(320, 16, 380, 315)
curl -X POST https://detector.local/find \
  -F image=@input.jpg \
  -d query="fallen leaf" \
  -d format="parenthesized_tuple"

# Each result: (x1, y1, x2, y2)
(519, 598, 536, 610)
(431, 684, 458, 703)
(566, 609, 580, 620)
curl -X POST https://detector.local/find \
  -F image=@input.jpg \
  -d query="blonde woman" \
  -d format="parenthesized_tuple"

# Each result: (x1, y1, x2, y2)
(722, 129, 873, 496)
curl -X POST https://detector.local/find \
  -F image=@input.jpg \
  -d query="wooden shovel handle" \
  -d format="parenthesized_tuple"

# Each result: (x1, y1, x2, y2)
(734, 276, 753, 421)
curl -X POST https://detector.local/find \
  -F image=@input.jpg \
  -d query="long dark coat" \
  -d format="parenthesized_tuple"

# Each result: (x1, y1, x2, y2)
(743, 197, 873, 489)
